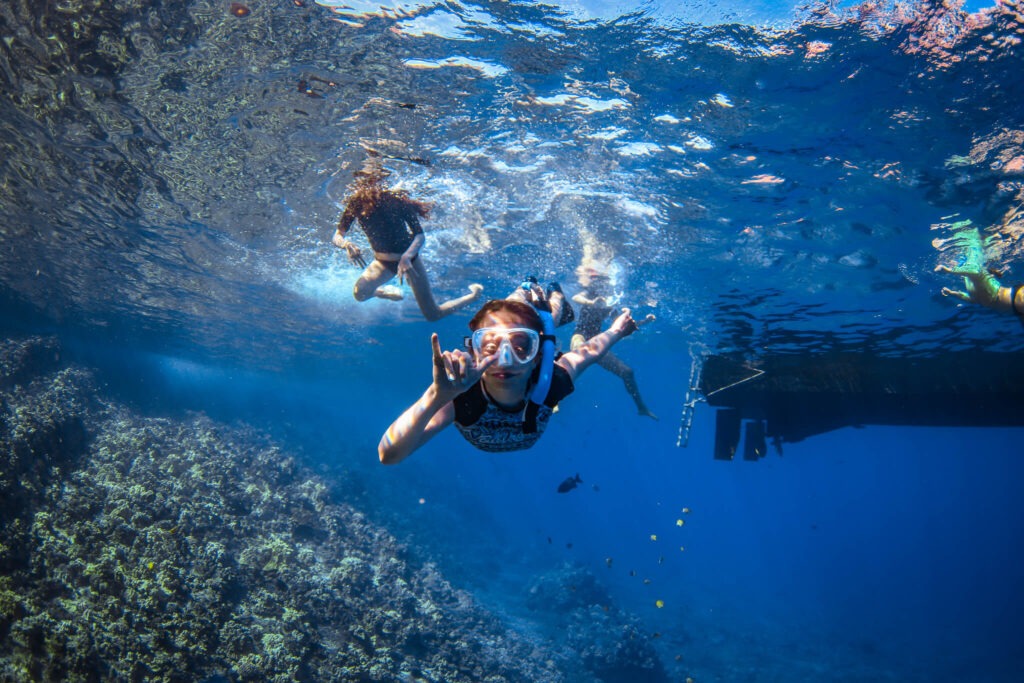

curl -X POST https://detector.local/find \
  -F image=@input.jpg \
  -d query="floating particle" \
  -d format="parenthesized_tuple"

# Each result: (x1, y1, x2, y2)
(682, 507, 691, 514)
(418, 498, 426, 505)
(650, 534, 657, 541)
(230, 3, 251, 17)
(676, 519, 684, 527)
(680, 546, 685, 552)
(655, 599, 664, 608)
(898, 262, 919, 285)
(605, 557, 613, 568)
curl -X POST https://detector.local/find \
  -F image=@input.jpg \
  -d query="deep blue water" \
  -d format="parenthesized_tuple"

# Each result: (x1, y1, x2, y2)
(3, 0, 1024, 680)
(74, 339, 1022, 681)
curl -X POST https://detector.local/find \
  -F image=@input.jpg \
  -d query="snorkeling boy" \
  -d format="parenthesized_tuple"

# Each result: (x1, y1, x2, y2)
(333, 158, 483, 321)
(378, 281, 641, 463)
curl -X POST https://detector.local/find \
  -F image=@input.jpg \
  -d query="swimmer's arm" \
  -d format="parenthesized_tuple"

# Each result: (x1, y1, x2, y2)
(378, 387, 454, 465)
(333, 204, 358, 247)
(335, 203, 357, 237)
(378, 334, 492, 465)
(403, 233, 424, 261)
(572, 292, 601, 307)
(936, 264, 1022, 312)
(558, 308, 638, 382)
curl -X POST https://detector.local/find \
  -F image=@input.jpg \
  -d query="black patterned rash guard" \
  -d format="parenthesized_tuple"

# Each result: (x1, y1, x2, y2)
(452, 365, 575, 453)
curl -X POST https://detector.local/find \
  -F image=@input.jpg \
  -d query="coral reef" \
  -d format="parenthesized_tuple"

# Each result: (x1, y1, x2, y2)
(525, 563, 669, 683)
(1, 336, 567, 682)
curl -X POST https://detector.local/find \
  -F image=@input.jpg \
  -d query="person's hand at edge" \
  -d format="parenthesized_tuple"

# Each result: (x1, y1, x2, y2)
(609, 308, 639, 337)
(398, 254, 413, 285)
(935, 263, 1002, 309)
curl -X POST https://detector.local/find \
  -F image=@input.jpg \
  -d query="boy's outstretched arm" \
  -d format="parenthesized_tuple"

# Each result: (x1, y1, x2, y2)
(378, 333, 494, 464)
(558, 308, 641, 382)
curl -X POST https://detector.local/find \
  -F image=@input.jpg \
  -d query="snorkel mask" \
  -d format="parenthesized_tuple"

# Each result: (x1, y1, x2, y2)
(468, 327, 541, 366)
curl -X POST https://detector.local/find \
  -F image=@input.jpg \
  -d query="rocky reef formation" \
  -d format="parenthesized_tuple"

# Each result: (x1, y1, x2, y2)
(1, 336, 571, 682)
(526, 564, 668, 683)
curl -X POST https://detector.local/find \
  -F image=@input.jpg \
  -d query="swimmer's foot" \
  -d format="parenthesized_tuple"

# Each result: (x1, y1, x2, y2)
(375, 285, 404, 301)
(469, 283, 484, 298)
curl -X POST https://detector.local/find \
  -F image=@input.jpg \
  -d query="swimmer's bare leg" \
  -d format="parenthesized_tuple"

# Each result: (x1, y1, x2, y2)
(599, 351, 658, 420)
(507, 285, 572, 327)
(353, 260, 403, 302)
(404, 257, 482, 322)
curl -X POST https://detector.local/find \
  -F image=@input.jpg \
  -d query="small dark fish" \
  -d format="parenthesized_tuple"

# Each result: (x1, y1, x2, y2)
(557, 473, 582, 493)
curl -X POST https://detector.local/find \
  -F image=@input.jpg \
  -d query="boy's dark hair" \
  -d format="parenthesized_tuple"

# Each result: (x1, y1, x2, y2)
(469, 300, 543, 332)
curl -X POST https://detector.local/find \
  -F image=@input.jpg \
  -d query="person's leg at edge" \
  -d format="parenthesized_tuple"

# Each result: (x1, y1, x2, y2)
(507, 285, 571, 328)
(599, 352, 658, 420)
(405, 257, 483, 322)
(353, 260, 404, 301)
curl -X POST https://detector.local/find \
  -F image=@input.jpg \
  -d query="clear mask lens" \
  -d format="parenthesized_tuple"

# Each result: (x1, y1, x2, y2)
(471, 327, 540, 365)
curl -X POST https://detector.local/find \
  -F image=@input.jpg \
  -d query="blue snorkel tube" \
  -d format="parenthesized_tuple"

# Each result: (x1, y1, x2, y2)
(530, 309, 555, 406)
(521, 279, 556, 407)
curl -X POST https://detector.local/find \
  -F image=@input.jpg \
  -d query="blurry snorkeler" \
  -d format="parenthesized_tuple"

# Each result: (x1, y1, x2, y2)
(332, 157, 483, 321)
(571, 264, 658, 419)
(378, 280, 641, 463)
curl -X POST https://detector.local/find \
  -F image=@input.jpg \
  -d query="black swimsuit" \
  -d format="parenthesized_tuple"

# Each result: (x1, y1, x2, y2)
(337, 193, 424, 254)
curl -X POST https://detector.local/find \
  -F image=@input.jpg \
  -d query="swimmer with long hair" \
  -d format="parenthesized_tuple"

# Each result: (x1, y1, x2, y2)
(333, 157, 482, 320)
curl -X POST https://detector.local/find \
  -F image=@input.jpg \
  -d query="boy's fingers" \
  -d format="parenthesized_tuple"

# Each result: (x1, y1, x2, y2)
(476, 354, 497, 373)
(431, 333, 444, 364)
